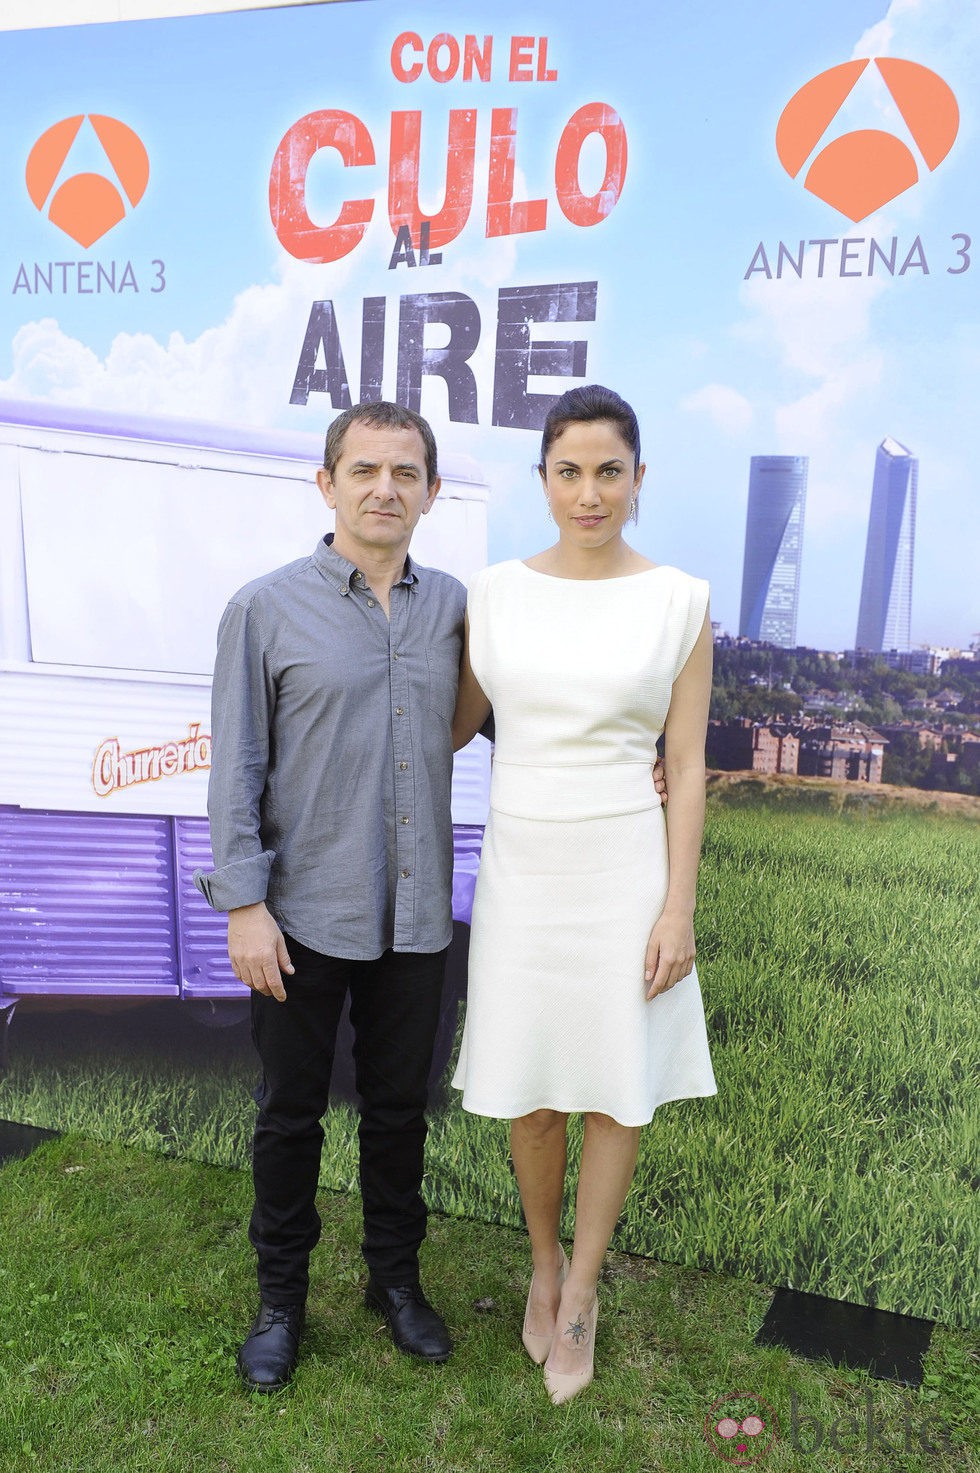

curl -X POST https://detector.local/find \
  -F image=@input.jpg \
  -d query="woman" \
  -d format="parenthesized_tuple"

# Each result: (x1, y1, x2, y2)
(450, 384, 716, 1404)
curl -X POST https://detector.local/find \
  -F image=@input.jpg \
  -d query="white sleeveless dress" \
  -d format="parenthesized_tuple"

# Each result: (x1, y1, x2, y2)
(451, 559, 716, 1126)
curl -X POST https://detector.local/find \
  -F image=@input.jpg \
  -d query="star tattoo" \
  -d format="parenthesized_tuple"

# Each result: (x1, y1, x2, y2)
(565, 1313, 589, 1346)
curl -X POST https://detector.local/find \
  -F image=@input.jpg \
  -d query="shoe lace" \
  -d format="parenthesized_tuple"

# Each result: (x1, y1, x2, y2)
(265, 1305, 300, 1327)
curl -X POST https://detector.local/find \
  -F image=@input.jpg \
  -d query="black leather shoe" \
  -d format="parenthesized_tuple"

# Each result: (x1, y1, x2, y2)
(236, 1302, 305, 1391)
(364, 1281, 452, 1361)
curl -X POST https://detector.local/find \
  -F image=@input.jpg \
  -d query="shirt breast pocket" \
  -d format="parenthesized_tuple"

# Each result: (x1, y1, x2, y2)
(424, 639, 459, 723)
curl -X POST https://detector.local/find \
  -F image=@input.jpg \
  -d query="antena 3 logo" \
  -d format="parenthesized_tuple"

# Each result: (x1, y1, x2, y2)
(14, 115, 165, 298)
(27, 114, 149, 247)
(745, 56, 970, 284)
(777, 58, 958, 221)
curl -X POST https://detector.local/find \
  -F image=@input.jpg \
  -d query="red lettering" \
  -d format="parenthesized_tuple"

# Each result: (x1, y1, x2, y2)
(391, 31, 423, 82)
(269, 110, 375, 263)
(536, 36, 557, 82)
(486, 108, 547, 237)
(270, 100, 628, 260)
(388, 110, 477, 250)
(427, 33, 460, 83)
(396, 32, 493, 83)
(555, 103, 628, 226)
(463, 34, 493, 82)
(509, 35, 535, 81)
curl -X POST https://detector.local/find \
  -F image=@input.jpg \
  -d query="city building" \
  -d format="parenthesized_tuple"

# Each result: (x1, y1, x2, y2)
(795, 721, 887, 783)
(876, 722, 946, 753)
(879, 648, 942, 677)
(855, 437, 917, 653)
(707, 719, 800, 774)
(738, 455, 808, 647)
(708, 718, 887, 783)
(959, 733, 980, 776)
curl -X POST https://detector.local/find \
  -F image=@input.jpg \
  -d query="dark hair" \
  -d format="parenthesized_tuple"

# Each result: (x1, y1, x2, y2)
(324, 401, 438, 486)
(538, 384, 641, 472)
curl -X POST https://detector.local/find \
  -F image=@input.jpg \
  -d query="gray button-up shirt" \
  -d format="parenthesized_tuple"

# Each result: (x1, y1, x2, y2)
(194, 535, 465, 959)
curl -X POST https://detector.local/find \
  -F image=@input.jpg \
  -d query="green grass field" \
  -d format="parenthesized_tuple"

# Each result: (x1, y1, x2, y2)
(2, 782, 978, 1331)
(0, 1135, 976, 1473)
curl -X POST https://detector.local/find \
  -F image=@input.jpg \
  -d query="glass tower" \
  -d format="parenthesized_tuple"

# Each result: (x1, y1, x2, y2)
(855, 437, 917, 653)
(738, 455, 808, 647)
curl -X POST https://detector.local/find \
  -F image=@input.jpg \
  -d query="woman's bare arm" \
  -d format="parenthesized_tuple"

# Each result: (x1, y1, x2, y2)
(644, 610, 713, 997)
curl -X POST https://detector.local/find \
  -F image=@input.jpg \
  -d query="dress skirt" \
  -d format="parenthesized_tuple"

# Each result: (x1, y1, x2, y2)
(452, 794, 716, 1127)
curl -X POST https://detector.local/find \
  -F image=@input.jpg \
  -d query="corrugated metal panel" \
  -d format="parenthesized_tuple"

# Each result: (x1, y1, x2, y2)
(0, 803, 485, 1001)
(450, 737, 491, 826)
(451, 824, 483, 926)
(176, 818, 485, 993)
(0, 806, 179, 994)
(173, 817, 242, 997)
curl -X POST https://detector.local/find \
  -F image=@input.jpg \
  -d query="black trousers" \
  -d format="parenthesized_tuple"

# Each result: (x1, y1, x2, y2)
(247, 937, 448, 1305)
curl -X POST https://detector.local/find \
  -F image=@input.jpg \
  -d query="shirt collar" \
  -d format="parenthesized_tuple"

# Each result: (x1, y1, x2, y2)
(312, 533, 420, 595)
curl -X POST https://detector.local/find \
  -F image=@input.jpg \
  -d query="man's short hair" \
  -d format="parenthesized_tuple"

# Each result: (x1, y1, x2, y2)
(323, 402, 439, 487)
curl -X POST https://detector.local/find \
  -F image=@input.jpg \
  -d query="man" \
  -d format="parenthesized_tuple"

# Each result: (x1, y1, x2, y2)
(194, 401, 463, 1390)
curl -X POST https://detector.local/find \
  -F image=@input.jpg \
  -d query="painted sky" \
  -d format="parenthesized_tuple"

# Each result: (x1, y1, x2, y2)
(1, 0, 977, 650)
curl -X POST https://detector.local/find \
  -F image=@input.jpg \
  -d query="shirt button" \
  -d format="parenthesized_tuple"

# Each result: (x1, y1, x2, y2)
(400, 816, 409, 824)
(367, 598, 376, 608)
(392, 653, 399, 660)
(354, 572, 363, 581)
(401, 869, 411, 878)
(395, 707, 404, 716)
(399, 761, 409, 771)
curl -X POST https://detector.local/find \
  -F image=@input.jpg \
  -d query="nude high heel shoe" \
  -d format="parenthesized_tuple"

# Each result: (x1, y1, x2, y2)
(521, 1245, 568, 1364)
(543, 1295, 598, 1405)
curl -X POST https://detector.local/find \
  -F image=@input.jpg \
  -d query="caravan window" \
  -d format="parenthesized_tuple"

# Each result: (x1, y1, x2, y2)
(20, 445, 326, 676)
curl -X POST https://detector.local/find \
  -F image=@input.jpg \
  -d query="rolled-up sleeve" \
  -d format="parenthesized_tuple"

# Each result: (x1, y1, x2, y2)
(193, 597, 277, 912)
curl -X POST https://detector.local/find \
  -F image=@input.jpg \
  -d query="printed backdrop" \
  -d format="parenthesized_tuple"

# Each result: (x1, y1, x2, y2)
(0, 0, 977, 1330)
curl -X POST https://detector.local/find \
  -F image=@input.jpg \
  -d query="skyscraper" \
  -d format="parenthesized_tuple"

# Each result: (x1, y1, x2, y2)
(855, 437, 917, 653)
(739, 455, 808, 647)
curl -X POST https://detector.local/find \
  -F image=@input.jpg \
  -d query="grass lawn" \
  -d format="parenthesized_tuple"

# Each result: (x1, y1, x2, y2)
(0, 1135, 977, 1473)
(3, 783, 976, 1334)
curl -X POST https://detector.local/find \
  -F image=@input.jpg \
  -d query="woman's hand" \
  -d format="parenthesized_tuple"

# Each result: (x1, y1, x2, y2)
(644, 908, 695, 999)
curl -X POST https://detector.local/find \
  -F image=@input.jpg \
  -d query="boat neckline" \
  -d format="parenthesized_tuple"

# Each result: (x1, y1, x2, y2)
(516, 559, 667, 583)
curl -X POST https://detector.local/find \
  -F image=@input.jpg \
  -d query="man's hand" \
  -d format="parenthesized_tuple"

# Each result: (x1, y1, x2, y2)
(652, 756, 667, 805)
(228, 902, 294, 1002)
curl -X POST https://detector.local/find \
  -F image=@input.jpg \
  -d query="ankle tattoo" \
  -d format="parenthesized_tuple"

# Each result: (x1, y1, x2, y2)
(565, 1313, 589, 1346)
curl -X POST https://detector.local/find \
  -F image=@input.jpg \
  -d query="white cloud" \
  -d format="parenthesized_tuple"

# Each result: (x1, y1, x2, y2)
(853, 0, 980, 121)
(738, 237, 892, 381)
(853, 16, 896, 60)
(774, 355, 882, 459)
(853, 0, 941, 61)
(680, 383, 753, 436)
(0, 254, 339, 427)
